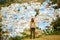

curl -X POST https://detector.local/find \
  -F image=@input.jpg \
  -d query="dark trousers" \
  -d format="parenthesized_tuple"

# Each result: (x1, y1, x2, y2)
(30, 28, 35, 39)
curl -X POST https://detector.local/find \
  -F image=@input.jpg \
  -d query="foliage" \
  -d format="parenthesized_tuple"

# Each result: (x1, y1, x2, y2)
(0, 0, 5, 4)
(35, 9, 39, 17)
(51, 29, 60, 35)
(51, 0, 60, 8)
(9, 36, 22, 40)
(43, 27, 54, 35)
(51, 17, 60, 31)
(51, 0, 57, 4)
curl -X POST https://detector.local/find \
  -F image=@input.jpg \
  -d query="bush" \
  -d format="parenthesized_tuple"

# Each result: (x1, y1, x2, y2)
(43, 27, 54, 35)
(9, 36, 22, 40)
(51, 17, 60, 31)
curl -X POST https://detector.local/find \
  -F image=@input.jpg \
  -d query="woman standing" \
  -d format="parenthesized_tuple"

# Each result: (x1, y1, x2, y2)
(30, 18, 36, 39)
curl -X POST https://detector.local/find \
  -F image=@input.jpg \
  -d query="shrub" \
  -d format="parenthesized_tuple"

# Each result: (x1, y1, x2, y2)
(9, 36, 22, 40)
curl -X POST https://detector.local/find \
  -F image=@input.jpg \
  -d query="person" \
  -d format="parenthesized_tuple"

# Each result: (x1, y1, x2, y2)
(30, 18, 36, 39)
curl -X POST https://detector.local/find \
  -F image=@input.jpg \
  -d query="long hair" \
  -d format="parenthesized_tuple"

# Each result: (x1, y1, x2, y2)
(31, 18, 34, 22)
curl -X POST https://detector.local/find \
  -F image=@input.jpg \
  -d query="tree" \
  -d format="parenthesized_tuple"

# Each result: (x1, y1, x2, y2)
(51, 0, 60, 8)
(0, 14, 2, 40)
(51, 17, 60, 31)
(0, 0, 5, 4)
(57, 0, 60, 8)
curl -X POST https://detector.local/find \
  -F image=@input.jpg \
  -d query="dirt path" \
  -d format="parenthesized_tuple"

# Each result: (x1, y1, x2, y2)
(22, 35, 60, 40)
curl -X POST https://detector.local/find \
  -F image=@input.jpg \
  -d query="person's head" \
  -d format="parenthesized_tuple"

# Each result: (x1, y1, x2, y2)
(31, 18, 34, 22)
